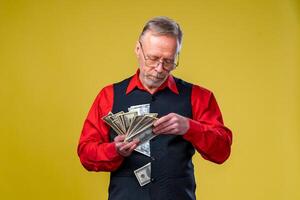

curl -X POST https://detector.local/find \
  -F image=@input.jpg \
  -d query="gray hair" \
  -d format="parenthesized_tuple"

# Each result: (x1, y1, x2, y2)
(139, 16, 183, 50)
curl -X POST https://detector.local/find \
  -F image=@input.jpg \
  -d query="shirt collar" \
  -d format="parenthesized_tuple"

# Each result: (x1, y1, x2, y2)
(126, 69, 179, 95)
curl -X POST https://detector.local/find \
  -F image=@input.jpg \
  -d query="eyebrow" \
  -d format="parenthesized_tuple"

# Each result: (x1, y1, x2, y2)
(146, 53, 175, 61)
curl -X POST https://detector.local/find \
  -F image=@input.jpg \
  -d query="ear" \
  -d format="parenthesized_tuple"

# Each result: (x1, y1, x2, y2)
(134, 41, 140, 57)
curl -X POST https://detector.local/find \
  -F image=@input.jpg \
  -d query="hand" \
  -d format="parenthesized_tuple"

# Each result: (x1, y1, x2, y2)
(153, 113, 190, 135)
(114, 135, 139, 157)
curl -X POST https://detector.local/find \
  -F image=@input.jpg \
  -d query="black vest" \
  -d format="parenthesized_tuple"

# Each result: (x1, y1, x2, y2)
(108, 77, 196, 200)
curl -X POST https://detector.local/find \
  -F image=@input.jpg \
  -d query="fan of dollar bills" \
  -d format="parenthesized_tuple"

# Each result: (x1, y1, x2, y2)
(102, 111, 158, 143)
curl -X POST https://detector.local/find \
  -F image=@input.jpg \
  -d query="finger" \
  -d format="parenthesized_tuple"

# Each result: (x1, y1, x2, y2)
(115, 142, 122, 150)
(115, 141, 128, 153)
(119, 143, 137, 157)
(119, 140, 138, 152)
(123, 143, 138, 157)
(153, 118, 176, 133)
(155, 123, 178, 134)
(153, 113, 174, 127)
(132, 138, 140, 145)
(114, 135, 126, 142)
(128, 143, 137, 152)
(116, 138, 139, 154)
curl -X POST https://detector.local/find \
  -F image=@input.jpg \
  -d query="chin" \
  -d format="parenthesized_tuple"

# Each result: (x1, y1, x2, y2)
(147, 79, 164, 88)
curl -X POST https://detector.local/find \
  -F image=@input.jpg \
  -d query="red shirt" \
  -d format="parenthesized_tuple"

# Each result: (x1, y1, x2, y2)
(78, 71, 232, 171)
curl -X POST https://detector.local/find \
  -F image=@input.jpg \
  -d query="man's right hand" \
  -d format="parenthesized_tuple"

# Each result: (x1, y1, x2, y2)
(114, 135, 139, 157)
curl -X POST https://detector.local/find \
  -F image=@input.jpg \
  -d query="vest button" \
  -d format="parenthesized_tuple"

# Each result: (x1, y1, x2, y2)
(151, 178, 155, 182)
(151, 156, 155, 161)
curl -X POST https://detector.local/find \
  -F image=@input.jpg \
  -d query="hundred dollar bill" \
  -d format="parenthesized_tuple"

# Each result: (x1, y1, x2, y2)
(102, 112, 124, 135)
(134, 141, 151, 157)
(118, 111, 138, 130)
(126, 115, 144, 137)
(126, 126, 156, 144)
(132, 116, 157, 134)
(134, 162, 151, 187)
(128, 104, 150, 115)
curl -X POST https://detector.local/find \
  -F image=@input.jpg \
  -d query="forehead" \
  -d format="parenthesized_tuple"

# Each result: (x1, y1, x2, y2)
(141, 31, 178, 57)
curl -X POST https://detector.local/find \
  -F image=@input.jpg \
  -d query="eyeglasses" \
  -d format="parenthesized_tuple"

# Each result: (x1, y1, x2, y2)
(139, 41, 179, 72)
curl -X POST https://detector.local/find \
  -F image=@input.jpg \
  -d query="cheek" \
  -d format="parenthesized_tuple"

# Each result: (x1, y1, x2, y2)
(139, 65, 151, 76)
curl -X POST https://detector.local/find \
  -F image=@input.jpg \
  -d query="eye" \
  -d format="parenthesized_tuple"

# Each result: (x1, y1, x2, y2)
(147, 55, 160, 61)
(164, 59, 174, 64)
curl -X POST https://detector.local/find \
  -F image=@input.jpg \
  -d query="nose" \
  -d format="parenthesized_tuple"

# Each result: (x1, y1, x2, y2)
(155, 61, 164, 73)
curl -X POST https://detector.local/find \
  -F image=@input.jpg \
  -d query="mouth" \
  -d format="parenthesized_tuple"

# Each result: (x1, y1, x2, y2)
(149, 75, 165, 81)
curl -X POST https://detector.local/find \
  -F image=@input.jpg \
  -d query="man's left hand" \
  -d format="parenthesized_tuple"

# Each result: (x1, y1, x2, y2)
(153, 113, 190, 135)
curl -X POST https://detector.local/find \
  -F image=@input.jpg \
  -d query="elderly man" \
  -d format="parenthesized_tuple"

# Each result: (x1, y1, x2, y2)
(78, 16, 232, 200)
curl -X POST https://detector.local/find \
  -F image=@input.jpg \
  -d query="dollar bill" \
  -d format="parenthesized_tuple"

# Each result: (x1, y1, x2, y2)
(118, 111, 138, 130)
(128, 104, 150, 115)
(134, 162, 151, 186)
(102, 112, 124, 135)
(131, 116, 157, 134)
(134, 141, 151, 157)
(126, 126, 156, 144)
(126, 115, 144, 137)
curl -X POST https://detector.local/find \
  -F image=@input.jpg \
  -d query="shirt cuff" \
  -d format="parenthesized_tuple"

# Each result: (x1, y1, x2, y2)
(104, 142, 123, 161)
(183, 119, 204, 142)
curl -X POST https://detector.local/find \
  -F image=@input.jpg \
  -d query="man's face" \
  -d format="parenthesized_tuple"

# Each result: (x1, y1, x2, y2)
(135, 31, 179, 92)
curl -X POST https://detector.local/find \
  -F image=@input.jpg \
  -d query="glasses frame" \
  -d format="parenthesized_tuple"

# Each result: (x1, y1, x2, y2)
(138, 41, 179, 72)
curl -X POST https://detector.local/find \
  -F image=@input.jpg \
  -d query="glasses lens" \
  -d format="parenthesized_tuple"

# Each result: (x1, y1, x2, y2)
(163, 63, 175, 71)
(145, 59, 157, 67)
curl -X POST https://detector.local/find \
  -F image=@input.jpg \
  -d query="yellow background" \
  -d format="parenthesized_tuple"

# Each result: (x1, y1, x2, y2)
(0, 0, 299, 199)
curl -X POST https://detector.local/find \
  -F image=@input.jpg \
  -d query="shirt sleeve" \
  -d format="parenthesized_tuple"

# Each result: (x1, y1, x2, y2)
(77, 85, 124, 171)
(183, 85, 233, 164)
